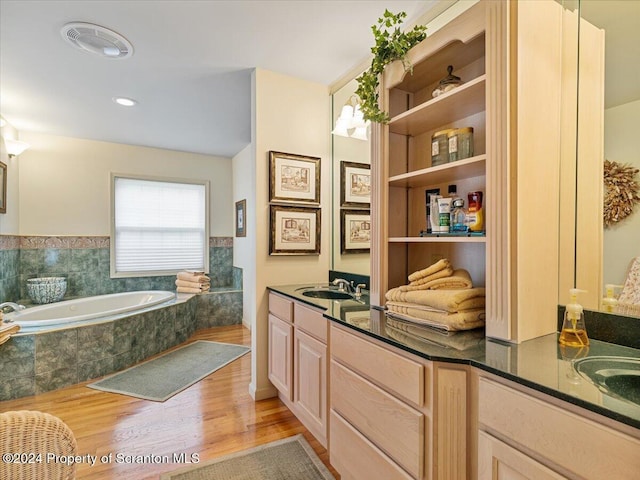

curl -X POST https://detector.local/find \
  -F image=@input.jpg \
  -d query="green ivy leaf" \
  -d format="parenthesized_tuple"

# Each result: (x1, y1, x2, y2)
(356, 10, 426, 123)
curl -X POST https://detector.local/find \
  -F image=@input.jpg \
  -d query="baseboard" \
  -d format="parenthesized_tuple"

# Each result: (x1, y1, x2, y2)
(249, 382, 278, 401)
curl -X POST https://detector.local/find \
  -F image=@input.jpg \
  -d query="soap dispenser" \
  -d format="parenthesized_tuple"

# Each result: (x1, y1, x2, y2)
(602, 284, 623, 313)
(559, 289, 589, 347)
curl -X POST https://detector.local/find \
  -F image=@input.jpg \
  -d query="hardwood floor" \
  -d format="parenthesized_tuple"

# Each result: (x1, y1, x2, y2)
(0, 325, 339, 479)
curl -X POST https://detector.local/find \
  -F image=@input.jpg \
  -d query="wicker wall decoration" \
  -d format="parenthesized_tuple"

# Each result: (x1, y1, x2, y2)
(603, 159, 640, 227)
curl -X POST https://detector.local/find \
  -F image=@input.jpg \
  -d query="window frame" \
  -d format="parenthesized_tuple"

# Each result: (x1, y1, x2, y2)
(110, 173, 210, 278)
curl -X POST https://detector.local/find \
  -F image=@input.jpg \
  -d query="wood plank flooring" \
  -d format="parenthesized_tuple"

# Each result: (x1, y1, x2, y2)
(0, 325, 339, 479)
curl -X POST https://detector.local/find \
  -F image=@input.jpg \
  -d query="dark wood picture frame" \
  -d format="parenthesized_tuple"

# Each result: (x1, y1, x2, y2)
(340, 161, 371, 208)
(0, 161, 6, 214)
(269, 151, 321, 204)
(341, 209, 371, 254)
(235, 199, 246, 237)
(269, 204, 321, 255)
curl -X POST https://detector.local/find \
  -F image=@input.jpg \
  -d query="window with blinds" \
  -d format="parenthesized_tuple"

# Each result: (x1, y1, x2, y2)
(111, 175, 209, 277)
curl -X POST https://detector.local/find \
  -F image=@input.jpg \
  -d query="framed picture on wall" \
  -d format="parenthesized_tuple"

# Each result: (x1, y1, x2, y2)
(269, 151, 320, 204)
(340, 161, 370, 208)
(0, 161, 6, 214)
(341, 210, 371, 254)
(270, 205, 321, 255)
(235, 199, 246, 237)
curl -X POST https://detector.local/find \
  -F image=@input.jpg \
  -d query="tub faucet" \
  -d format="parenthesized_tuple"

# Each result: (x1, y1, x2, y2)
(332, 278, 353, 293)
(0, 302, 26, 313)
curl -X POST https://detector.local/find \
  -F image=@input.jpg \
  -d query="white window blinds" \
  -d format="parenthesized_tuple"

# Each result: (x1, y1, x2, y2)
(113, 176, 208, 275)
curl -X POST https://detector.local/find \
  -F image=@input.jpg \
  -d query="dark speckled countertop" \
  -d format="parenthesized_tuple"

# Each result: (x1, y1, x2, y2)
(268, 284, 640, 431)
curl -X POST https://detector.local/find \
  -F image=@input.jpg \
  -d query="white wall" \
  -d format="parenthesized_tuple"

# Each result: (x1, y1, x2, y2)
(232, 143, 255, 330)
(0, 123, 20, 234)
(249, 68, 331, 400)
(603, 99, 640, 286)
(16, 132, 233, 236)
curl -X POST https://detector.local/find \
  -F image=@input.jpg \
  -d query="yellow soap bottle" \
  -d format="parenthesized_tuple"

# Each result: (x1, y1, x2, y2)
(602, 284, 623, 313)
(559, 289, 589, 347)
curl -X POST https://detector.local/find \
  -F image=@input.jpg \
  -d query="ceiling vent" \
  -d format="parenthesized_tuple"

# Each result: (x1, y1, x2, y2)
(61, 22, 133, 59)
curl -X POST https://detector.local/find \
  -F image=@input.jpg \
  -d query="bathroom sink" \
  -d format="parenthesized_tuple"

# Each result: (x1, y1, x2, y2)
(296, 286, 353, 300)
(301, 289, 353, 300)
(573, 356, 640, 406)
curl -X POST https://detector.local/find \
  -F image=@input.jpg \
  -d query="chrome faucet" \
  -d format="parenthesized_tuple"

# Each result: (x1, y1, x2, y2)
(332, 278, 353, 293)
(0, 302, 26, 313)
(354, 284, 367, 299)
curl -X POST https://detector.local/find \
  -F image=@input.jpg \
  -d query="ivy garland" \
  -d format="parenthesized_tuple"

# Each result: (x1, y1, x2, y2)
(355, 10, 427, 124)
(603, 159, 640, 227)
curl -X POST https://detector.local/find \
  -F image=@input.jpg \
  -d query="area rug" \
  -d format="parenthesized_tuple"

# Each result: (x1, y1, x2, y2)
(160, 434, 335, 480)
(88, 340, 250, 401)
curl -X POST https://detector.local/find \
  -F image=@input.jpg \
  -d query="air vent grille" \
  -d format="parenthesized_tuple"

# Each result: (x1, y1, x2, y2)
(61, 22, 133, 59)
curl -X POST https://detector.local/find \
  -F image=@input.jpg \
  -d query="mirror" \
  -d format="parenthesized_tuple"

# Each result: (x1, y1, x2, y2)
(571, 0, 640, 317)
(331, 78, 371, 276)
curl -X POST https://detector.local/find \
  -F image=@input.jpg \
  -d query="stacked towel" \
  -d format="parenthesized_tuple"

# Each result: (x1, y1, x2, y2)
(0, 318, 20, 346)
(384, 258, 485, 331)
(386, 317, 484, 350)
(175, 271, 211, 294)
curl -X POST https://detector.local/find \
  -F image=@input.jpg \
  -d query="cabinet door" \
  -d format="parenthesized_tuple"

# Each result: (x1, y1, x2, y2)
(268, 313, 293, 401)
(478, 431, 567, 480)
(294, 328, 327, 446)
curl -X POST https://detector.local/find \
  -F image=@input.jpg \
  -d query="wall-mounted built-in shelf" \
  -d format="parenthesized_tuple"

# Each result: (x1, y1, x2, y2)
(389, 155, 486, 188)
(388, 236, 486, 243)
(389, 75, 486, 136)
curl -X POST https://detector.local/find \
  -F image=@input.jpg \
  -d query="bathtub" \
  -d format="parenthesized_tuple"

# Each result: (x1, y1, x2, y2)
(6, 290, 176, 328)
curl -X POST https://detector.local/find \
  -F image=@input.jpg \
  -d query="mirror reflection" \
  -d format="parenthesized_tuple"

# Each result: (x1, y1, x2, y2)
(576, 0, 640, 317)
(331, 78, 371, 276)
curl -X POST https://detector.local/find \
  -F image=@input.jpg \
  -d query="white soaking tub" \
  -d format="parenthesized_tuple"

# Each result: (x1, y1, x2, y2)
(6, 290, 176, 328)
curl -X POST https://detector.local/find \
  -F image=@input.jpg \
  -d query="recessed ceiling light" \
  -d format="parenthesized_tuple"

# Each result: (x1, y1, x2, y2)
(113, 97, 137, 107)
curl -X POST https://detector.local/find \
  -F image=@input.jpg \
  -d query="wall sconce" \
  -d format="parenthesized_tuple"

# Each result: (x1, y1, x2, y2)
(4, 138, 30, 158)
(332, 95, 370, 141)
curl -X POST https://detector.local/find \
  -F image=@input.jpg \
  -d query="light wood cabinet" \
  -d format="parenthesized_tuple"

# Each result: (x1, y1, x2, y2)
(267, 292, 328, 447)
(371, 0, 575, 342)
(477, 375, 640, 480)
(268, 313, 293, 401)
(329, 323, 472, 480)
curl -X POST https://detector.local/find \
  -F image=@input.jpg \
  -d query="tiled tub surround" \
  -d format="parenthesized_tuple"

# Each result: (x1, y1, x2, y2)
(1, 235, 236, 301)
(0, 235, 244, 401)
(0, 235, 20, 304)
(0, 296, 197, 401)
(0, 289, 243, 401)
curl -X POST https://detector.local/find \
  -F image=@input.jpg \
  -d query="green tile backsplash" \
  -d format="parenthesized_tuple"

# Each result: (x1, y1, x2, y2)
(0, 235, 239, 303)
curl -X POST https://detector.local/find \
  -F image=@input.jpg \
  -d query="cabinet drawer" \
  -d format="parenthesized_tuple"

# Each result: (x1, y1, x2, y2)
(331, 325, 424, 406)
(479, 377, 640, 480)
(268, 292, 293, 322)
(330, 410, 413, 480)
(294, 302, 327, 343)
(331, 360, 424, 478)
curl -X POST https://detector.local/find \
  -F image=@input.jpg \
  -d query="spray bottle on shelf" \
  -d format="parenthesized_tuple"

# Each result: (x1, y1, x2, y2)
(602, 284, 623, 313)
(559, 289, 589, 347)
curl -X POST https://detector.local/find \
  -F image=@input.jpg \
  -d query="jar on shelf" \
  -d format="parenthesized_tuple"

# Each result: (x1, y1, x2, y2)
(448, 127, 474, 162)
(431, 128, 454, 166)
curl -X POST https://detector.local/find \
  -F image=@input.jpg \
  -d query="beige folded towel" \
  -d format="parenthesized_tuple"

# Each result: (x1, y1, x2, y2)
(408, 258, 451, 283)
(397, 269, 473, 292)
(385, 286, 485, 312)
(176, 285, 210, 294)
(386, 317, 484, 350)
(409, 266, 454, 286)
(386, 307, 485, 331)
(177, 271, 210, 283)
(175, 279, 211, 289)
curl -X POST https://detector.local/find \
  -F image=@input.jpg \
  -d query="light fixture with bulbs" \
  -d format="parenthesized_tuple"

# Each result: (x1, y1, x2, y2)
(4, 138, 30, 158)
(332, 95, 370, 141)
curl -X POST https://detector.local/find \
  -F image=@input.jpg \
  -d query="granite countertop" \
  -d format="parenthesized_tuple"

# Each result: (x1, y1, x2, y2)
(268, 284, 640, 430)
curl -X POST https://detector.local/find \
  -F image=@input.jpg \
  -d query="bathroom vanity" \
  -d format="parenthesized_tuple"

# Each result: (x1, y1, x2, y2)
(267, 284, 640, 480)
